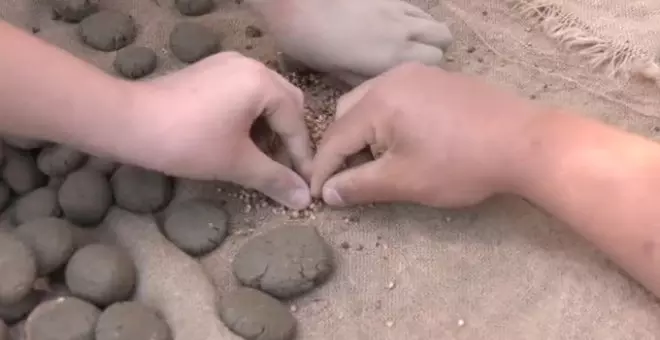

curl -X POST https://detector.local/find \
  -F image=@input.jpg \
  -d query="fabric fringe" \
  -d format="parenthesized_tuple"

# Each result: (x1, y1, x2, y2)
(509, 0, 660, 86)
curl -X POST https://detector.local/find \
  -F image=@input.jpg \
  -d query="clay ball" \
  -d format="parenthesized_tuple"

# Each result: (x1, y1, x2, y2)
(95, 301, 170, 340)
(175, 0, 214, 16)
(113, 46, 158, 79)
(83, 156, 117, 175)
(37, 145, 86, 177)
(79, 10, 137, 52)
(0, 182, 11, 212)
(15, 217, 75, 276)
(2, 149, 47, 195)
(232, 225, 334, 299)
(14, 187, 61, 225)
(111, 165, 172, 213)
(0, 231, 37, 305)
(3, 136, 46, 150)
(65, 243, 136, 307)
(169, 22, 219, 63)
(0, 290, 43, 324)
(50, 0, 99, 22)
(58, 170, 112, 226)
(25, 296, 100, 340)
(163, 199, 229, 256)
(219, 287, 296, 340)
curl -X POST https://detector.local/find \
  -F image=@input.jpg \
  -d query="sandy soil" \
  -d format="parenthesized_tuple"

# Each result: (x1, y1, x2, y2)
(2, 0, 660, 339)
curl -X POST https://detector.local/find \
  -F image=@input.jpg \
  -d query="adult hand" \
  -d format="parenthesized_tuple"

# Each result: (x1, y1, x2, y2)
(245, 0, 453, 86)
(311, 62, 548, 207)
(127, 52, 313, 209)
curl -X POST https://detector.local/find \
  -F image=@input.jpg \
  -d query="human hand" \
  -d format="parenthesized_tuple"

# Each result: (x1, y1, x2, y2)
(123, 52, 313, 209)
(311, 62, 548, 207)
(245, 0, 453, 85)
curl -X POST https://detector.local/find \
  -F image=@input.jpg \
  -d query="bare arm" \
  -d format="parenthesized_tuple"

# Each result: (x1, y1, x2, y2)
(515, 110, 660, 295)
(0, 20, 140, 156)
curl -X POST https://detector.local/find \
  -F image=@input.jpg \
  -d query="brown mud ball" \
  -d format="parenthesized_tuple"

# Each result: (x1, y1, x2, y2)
(111, 165, 172, 213)
(232, 225, 334, 299)
(169, 22, 219, 63)
(3, 136, 46, 150)
(95, 301, 170, 340)
(13, 187, 61, 225)
(50, 0, 99, 23)
(25, 296, 100, 340)
(2, 149, 47, 195)
(83, 156, 117, 175)
(15, 217, 75, 276)
(219, 287, 296, 340)
(162, 199, 229, 257)
(0, 231, 37, 305)
(0, 182, 11, 212)
(58, 170, 112, 226)
(175, 0, 214, 16)
(0, 289, 43, 324)
(37, 145, 86, 177)
(65, 243, 136, 307)
(79, 10, 137, 52)
(113, 46, 158, 79)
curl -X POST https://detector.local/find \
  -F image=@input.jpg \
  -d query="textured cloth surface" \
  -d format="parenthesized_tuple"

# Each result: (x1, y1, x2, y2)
(2, 0, 660, 339)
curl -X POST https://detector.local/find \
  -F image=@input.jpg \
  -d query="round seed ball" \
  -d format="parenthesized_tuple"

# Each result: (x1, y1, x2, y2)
(0, 182, 11, 212)
(2, 149, 47, 195)
(65, 244, 136, 307)
(79, 10, 137, 52)
(13, 187, 61, 225)
(219, 287, 296, 340)
(111, 165, 172, 213)
(169, 22, 219, 63)
(0, 289, 43, 324)
(25, 297, 100, 340)
(95, 302, 170, 340)
(0, 231, 37, 305)
(14, 217, 75, 276)
(50, 0, 99, 23)
(83, 156, 117, 175)
(3, 136, 46, 150)
(232, 225, 334, 299)
(175, 0, 214, 16)
(163, 199, 228, 256)
(58, 170, 112, 226)
(113, 46, 158, 79)
(37, 145, 86, 177)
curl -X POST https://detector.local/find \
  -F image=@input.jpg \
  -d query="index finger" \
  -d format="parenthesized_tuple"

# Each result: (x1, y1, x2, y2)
(310, 88, 377, 197)
(260, 69, 314, 180)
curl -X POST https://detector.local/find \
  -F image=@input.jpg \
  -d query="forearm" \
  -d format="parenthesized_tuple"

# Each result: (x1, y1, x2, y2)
(0, 21, 141, 156)
(514, 110, 660, 296)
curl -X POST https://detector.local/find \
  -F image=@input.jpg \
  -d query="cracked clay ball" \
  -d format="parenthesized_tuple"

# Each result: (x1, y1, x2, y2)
(232, 225, 334, 299)
(219, 287, 296, 340)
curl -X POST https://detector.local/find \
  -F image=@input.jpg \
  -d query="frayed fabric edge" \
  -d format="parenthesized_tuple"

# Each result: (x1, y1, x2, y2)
(508, 0, 660, 86)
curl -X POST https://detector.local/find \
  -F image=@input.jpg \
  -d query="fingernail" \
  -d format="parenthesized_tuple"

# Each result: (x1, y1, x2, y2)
(289, 187, 311, 210)
(323, 186, 345, 206)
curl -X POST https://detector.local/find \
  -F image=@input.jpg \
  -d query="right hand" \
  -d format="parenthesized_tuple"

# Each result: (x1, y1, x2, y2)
(311, 62, 549, 208)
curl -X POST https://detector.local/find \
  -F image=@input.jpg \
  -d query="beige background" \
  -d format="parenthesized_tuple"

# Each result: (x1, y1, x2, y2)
(2, 0, 660, 338)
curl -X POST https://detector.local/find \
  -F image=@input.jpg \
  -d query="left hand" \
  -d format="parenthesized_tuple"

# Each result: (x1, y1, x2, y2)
(121, 52, 313, 209)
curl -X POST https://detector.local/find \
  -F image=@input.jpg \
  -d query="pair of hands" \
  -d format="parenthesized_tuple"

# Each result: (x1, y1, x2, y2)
(132, 52, 542, 210)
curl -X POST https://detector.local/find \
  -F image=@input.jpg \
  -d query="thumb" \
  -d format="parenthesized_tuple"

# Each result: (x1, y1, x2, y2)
(321, 154, 405, 206)
(230, 142, 311, 210)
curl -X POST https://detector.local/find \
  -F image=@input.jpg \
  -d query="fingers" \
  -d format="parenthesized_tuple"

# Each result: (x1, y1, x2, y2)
(407, 19, 454, 50)
(335, 78, 375, 120)
(394, 1, 435, 20)
(400, 43, 445, 66)
(321, 155, 403, 206)
(231, 141, 311, 210)
(311, 98, 376, 197)
(261, 69, 314, 180)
